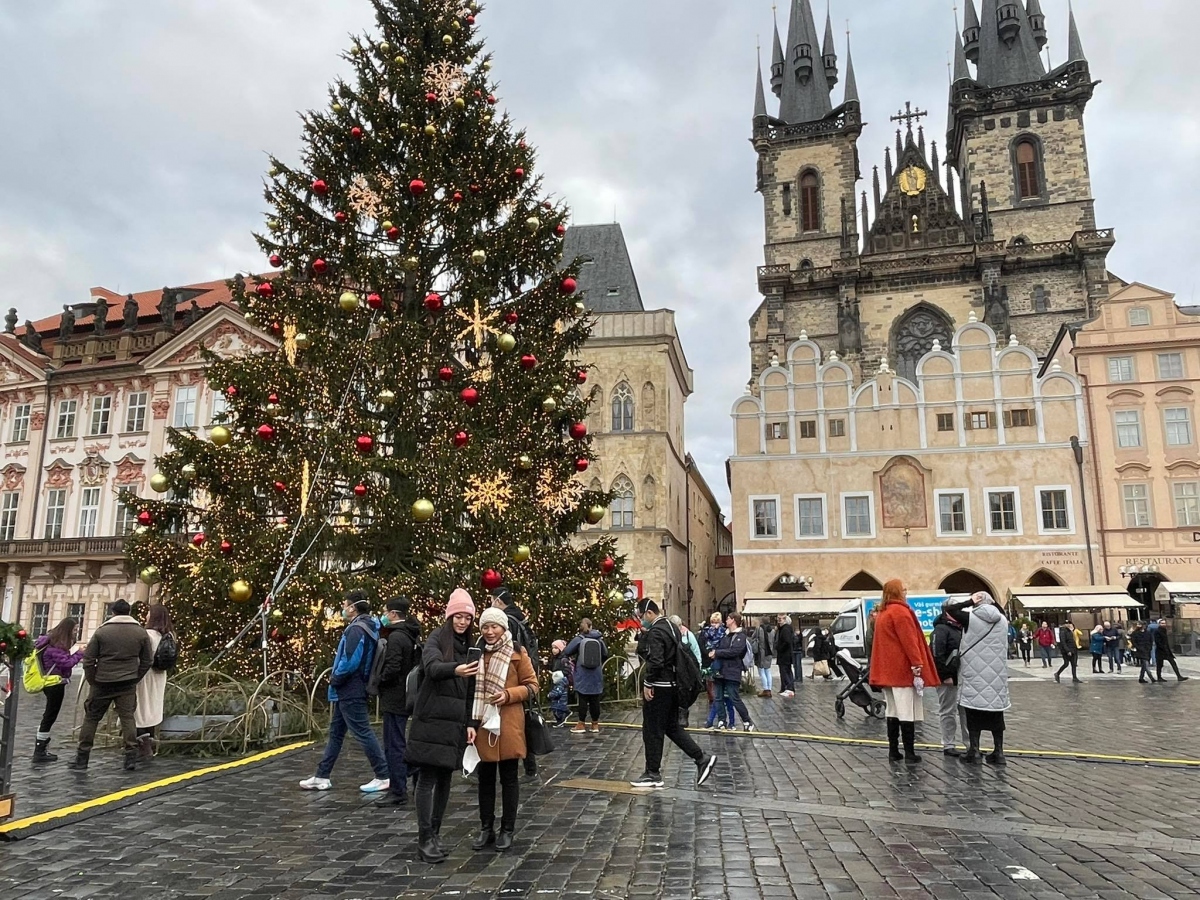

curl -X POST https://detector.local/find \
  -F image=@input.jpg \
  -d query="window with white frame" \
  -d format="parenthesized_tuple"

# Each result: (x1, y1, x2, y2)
(1157, 352, 1185, 380)
(795, 495, 825, 538)
(842, 493, 874, 538)
(751, 496, 779, 539)
(1115, 410, 1142, 449)
(10, 403, 30, 443)
(1173, 482, 1200, 527)
(78, 486, 101, 538)
(115, 500, 138, 535)
(1128, 307, 1150, 327)
(173, 386, 198, 429)
(1038, 488, 1071, 532)
(1122, 483, 1151, 528)
(1107, 357, 1134, 383)
(89, 396, 112, 436)
(31, 603, 50, 637)
(55, 400, 77, 440)
(67, 602, 86, 635)
(987, 489, 1020, 534)
(1165, 407, 1193, 446)
(0, 492, 18, 541)
(44, 489, 66, 539)
(936, 491, 968, 535)
(124, 392, 148, 433)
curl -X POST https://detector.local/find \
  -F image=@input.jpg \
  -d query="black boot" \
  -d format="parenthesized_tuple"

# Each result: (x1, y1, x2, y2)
(886, 717, 902, 762)
(900, 722, 921, 763)
(32, 739, 58, 764)
(986, 731, 1007, 766)
(495, 830, 514, 852)
(963, 731, 982, 764)
(123, 750, 138, 772)
(67, 750, 89, 771)
(471, 826, 496, 850)
(418, 834, 446, 864)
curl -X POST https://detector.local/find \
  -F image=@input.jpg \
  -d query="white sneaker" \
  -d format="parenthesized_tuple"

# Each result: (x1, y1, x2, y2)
(743, 723, 756, 732)
(299, 776, 332, 791)
(781, 690, 795, 698)
(360, 778, 390, 794)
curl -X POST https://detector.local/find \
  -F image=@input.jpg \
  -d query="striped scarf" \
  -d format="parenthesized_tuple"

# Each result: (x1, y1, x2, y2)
(472, 632, 514, 729)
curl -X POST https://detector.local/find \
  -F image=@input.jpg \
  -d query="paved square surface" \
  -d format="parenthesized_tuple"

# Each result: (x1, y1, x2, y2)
(2, 661, 1199, 899)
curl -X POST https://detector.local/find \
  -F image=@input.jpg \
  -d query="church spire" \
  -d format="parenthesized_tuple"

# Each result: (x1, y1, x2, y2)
(1026, 0, 1048, 50)
(963, 0, 981, 64)
(843, 32, 859, 104)
(770, 17, 785, 98)
(973, 0, 1046, 87)
(778, 0, 834, 124)
(754, 53, 769, 122)
(822, 8, 839, 90)
(953, 30, 972, 83)
(1067, 3, 1088, 65)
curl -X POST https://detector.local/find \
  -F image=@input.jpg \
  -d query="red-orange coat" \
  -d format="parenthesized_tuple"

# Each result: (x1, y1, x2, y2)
(869, 602, 942, 689)
(474, 648, 539, 763)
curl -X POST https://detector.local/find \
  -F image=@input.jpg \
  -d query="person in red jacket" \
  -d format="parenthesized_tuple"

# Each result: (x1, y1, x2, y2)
(869, 579, 941, 763)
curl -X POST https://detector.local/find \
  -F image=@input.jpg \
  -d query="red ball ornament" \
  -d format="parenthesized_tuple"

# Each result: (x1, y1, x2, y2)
(467, 14, 476, 25)
(575, 370, 588, 384)
(386, 226, 400, 242)
(469, 183, 481, 194)
(487, 94, 497, 105)
(482, 569, 503, 591)
(270, 322, 283, 336)
(0, 643, 6, 652)
(473, 90, 482, 99)
(273, 481, 287, 493)
(353, 483, 368, 497)
(424, 292, 444, 313)
(504, 312, 519, 325)
(367, 292, 384, 310)
(226, 385, 239, 398)
(555, 224, 567, 237)
(268, 393, 280, 404)
(575, 458, 589, 472)
(425, 92, 439, 104)
(560, 277, 578, 295)
(356, 434, 375, 455)
(601, 556, 615, 575)
(569, 422, 588, 441)
(335, 210, 347, 223)
(257, 423, 276, 442)
(220, 540, 233, 554)
(312, 258, 328, 274)
(409, 179, 427, 196)
(192, 532, 207, 547)
(256, 282, 274, 299)
(453, 430, 470, 448)
(350, 126, 364, 140)
(312, 179, 328, 195)
(137, 510, 153, 527)
(17, 629, 28, 639)
(460, 387, 479, 407)
(520, 354, 537, 370)
(513, 167, 525, 180)
(452, 191, 463, 203)
(438, 366, 455, 382)
(269, 254, 283, 268)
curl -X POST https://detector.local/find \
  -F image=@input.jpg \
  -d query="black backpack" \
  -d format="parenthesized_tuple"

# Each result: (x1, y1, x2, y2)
(403, 642, 425, 716)
(151, 632, 178, 672)
(365, 633, 389, 697)
(667, 622, 702, 710)
(514, 618, 540, 671)
(579, 636, 603, 669)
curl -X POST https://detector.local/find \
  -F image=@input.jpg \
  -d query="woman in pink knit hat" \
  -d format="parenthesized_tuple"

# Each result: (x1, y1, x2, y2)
(405, 588, 479, 864)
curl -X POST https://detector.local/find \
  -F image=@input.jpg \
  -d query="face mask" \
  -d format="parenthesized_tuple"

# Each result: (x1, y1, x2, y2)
(379, 615, 391, 628)
(341, 608, 353, 622)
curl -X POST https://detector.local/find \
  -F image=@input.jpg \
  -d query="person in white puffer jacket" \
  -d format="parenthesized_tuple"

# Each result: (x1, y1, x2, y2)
(946, 591, 1011, 766)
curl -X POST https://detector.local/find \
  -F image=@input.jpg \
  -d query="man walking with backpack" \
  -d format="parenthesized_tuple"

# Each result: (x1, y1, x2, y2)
(489, 587, 541, 780)
(564, 617, 608, 734)
(374, 596, 422, 806)
(630, 599, 716, 789)
(299, 591, 390, 793)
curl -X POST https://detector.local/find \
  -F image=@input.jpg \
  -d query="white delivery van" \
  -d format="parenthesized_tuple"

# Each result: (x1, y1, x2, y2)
(832, 591, 964, 657)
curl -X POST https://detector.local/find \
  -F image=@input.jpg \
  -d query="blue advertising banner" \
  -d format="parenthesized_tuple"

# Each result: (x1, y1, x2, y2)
(862, 594, 950, 633)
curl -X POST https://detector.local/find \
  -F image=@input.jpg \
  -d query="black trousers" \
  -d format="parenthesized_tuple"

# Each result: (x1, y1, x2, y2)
(577, 694, 601, 723)
(778, 656, 795, 692)
(39, 683, 66, 735)
(642, 685, 703, 774)
(1056, 651, 1078, 680)
(477, 758, 520, 832)
(415, 765, 454, 839)
(78, 681, 138, 753)
(1157, 656, 1184, 680)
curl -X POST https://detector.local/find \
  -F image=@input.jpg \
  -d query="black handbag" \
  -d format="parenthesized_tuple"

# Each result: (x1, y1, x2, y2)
(524, 697, 556, 756)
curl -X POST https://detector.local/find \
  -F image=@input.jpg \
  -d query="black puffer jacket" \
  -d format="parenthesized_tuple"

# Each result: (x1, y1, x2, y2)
(930, 613, 965, 683)
(1131, 628, 1153, 662)
(405, 624, 472, 770)
(378, 619, 421, 716)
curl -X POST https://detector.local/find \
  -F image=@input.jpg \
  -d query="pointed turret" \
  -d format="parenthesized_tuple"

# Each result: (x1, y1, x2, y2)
(973, 0, 1045, 87)
(860, 191, 870, 249)
(884, 147, 893, 185)
(930, 141, 940, 187)
(770, 20, 785, 98)
(843, 34, 859, 104)
(917, 125, 926, 158)
(1026, 0, 1048, 50)
(822, 10, 839, 90)
(953, 30, 972, 83)
(895, 129, 903, 160)
(946, 165, 957, 215)
(754, 58, 769, 123)
(963, 0, 981, 63)
(1067, 3, 1087, 64)
(872, 165, 881, 213)
(778, 0, 834, 124)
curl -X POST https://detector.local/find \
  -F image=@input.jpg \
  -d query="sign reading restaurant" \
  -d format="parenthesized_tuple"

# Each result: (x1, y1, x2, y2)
(1124, 557, 1200, 567)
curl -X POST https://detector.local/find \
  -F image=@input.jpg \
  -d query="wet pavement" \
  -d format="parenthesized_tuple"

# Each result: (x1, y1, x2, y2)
(1, 665, 1199, 899)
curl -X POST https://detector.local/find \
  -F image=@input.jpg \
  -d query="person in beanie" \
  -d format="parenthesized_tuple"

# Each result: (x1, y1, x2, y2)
(299, 591, 390, 793)
(69, 599, 152, 772)
(468, 608, 539, 853)
(375, 596, 422, 807)
(489, 586, 541, 780)
(629, 599, 716, 789)
(406, 589, 479, 863)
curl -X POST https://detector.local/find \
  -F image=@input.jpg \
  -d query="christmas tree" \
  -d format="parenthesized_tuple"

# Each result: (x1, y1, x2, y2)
(126, 0, 628, 676)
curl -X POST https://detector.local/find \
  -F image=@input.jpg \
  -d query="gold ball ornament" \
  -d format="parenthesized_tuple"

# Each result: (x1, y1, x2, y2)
(586, 505, 606, 525)
(454, 97, 466, 110)
(411, 499, 435, 522)
(268, 218, 280, 230)
(403, 256, 420, 271)
(294, 332, 311, 350)
(271, 607, 284, 620)
(394, 55, 406, 66)
(332, 102, 343, 113)
(424, 124, 437, 136)
(265, 402, 281, 417)
(483, 114, 493, 123)
(139, 566, 160, 585)
(517, 454, 534, 471)
(180, 463, 197, 480)
(382, 220, 393, 231)
(339, 291, 361, 312)
(607, 589, 625, 604)
(442, 34, 454, 46)
(210, 425, 232, 447)
(379, 40, 391, 53)
(483, 61, 492, 71)
(525, 217, 541, 233)
(541, 396, 557, 413)
(399, 122, 410, 133)
(495, 332, 516, 353)
(451, 20, 462, 31)
(377, 388, 397, 407)
(511, 544, 531, 564)
(149, 473, 170, 493)
(228, 580, 254, 603)
(471, 249, 487, 266)
(135, 525, 148, 536)
(574, 300, 587, 316)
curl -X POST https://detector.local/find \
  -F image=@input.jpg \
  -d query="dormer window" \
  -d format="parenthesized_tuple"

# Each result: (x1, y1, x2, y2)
(794, 43, 813, 83)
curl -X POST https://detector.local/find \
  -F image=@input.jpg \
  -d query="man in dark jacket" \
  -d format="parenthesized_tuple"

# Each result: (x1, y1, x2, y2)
(69, 599, 152, 772)
(300, 591, 390, 793)
(1054, 620, 1081, 684)
(630, 599, 716, 789)
(1153, 619, 1189, 682)
(930, 607, 970, 756)
(376, 596, 421, 806)
(490, 586, 540, 778)
(775, 615, 796, 697)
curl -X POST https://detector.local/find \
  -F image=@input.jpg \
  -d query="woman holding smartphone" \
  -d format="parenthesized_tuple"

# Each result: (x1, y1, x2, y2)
(468, 608, 539, 853)
(405, 589, 479, 864)
(32, 617, 86, 763)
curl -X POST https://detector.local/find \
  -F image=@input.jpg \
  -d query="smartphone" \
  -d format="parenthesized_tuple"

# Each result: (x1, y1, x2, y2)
(467, 647, 483, 666)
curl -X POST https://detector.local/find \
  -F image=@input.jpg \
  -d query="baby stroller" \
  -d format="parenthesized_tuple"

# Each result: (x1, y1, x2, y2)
(833, 648, 886, 719)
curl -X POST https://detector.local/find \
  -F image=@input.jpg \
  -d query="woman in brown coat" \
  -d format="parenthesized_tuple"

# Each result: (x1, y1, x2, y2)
(468, 607, 539, 852)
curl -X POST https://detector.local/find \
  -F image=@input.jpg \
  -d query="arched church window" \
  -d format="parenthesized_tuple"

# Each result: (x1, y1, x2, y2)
(800, 172, 820, 232)
(1016, 139, 1040, 199)
(891, 306, 954, 383)
(610, 476, 635, 530)
(611, 382, 634, 432)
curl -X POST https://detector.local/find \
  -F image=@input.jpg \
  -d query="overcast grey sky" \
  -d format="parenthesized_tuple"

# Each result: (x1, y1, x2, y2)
(1, 1, 1196, 516)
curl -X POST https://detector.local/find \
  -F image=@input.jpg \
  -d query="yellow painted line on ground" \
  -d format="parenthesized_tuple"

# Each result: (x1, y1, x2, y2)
(599, 721, 1200, 768)
(0, 740, 313, 835)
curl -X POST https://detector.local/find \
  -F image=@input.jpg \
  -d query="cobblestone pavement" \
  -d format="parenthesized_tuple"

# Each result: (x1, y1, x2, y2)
(2, 673, 1199, 899)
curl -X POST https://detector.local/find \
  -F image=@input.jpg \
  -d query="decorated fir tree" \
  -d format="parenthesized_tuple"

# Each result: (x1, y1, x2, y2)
(126, 0, 628, 675)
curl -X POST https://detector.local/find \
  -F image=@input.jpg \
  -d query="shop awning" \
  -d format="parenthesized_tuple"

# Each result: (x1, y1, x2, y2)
(741, 592, 861, 617)
(1156, 582, 1200, 604)
(1007, 585, 1142, 612)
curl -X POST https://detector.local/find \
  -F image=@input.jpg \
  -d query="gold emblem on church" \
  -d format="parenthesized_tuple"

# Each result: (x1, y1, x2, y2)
(898, 166, 927, 196)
